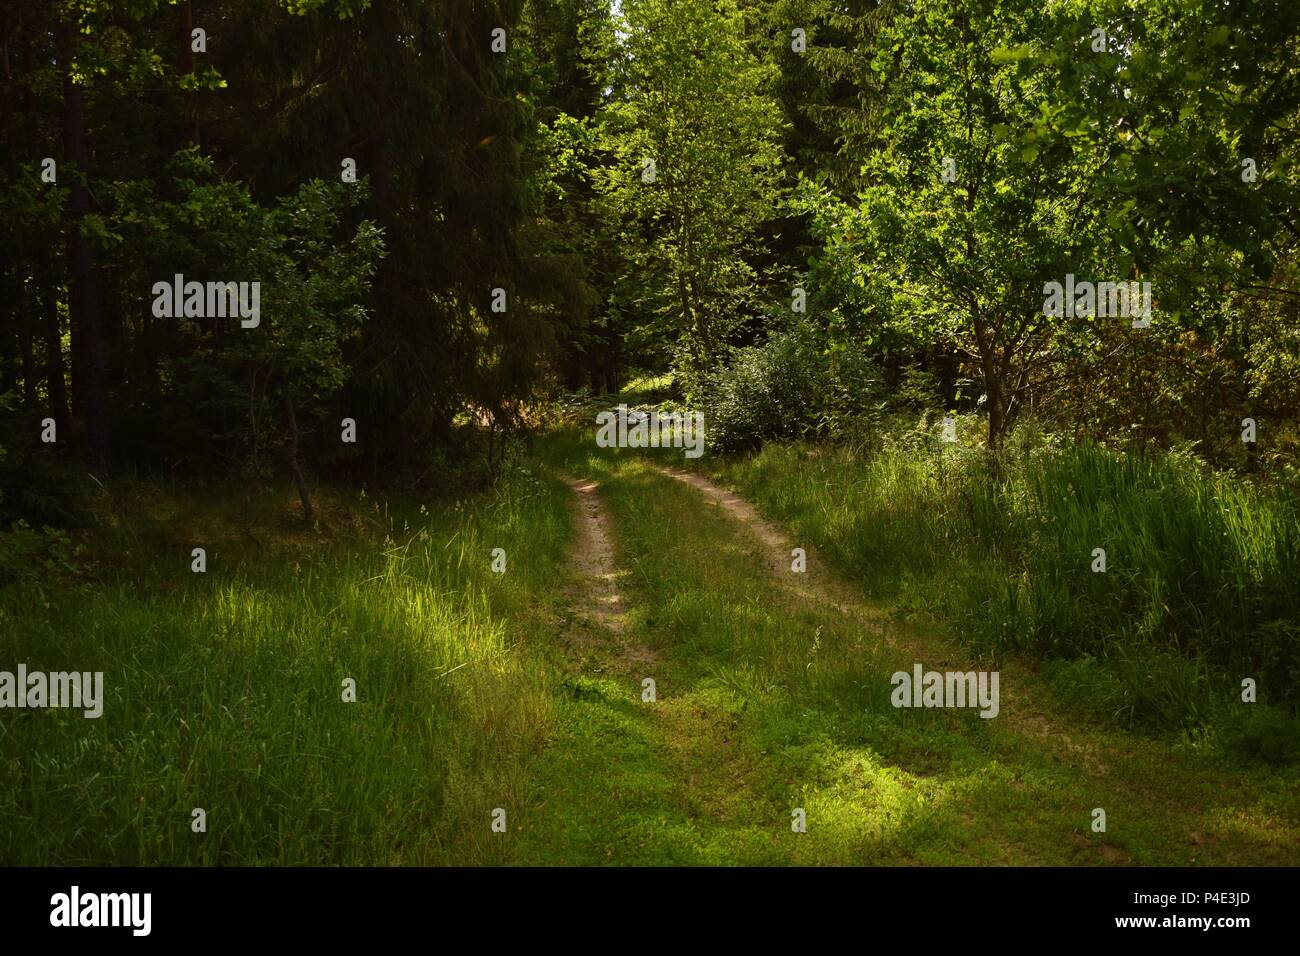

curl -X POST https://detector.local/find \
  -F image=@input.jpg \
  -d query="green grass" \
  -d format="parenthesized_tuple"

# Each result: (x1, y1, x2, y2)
(0, 468, 570, 864)
(512, 431, 1300, 864)
(704, 424, 1300, 747)
(4, 423, 1298, 865)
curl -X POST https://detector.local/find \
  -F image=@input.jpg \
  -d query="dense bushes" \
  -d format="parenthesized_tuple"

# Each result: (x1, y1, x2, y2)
(698, 321, 883, 453)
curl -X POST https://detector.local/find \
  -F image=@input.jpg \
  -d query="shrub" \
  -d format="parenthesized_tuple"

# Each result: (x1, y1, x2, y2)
(699, 321, 882, 453)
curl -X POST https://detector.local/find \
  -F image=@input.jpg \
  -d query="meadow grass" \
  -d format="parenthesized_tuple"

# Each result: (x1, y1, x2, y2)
(5, 417, 1297, 865)
(705, 422, 1300, 756)
(518, 430, 1300, 864)
(0, 467, 570, 864)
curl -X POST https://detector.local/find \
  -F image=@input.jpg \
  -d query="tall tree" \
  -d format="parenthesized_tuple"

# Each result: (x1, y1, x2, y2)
(801, 0, 1300, 447)
(597, 0, 786, 392)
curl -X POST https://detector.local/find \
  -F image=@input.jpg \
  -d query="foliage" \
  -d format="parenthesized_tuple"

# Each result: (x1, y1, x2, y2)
(699, 319, 883, 453)
(721, 427, 1300, 726)
(594, 0, 786, 393)
(793, 0, 1300, 449)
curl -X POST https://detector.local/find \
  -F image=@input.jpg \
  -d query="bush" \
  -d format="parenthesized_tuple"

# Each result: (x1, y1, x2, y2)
(699, 321, 882, 453)
(0, 520, 78, 586)
(0, 408, 86, 529)
(1214, 704, 1300, 767)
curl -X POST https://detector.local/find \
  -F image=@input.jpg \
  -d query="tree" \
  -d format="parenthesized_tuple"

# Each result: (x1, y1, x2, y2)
(58, 6, 114, 471)
(108, 153, 383, 522)
(801, 0, 1300, 448)
(596, 0, 786, 393)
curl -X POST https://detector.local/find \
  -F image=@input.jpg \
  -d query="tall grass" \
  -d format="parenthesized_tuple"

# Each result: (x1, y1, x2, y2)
(0, 467, 569, 864)
(718, 421, 1300, 744)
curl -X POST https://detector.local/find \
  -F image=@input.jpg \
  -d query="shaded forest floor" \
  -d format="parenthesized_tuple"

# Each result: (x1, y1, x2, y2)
(2, 426, 1297, 864)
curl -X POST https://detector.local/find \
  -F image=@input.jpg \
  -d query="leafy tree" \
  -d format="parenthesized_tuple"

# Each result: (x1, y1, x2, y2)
(801, 0, 1300, 448)
(596, 0, 786, 392)
(105, 152, 382, 521)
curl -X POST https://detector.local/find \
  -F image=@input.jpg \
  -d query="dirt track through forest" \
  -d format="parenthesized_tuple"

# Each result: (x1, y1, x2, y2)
(562, 476, 657, 666)
(651, 465, 1106, 748)
(532, 458, 1300, 865)
(654, 464, 898, 639)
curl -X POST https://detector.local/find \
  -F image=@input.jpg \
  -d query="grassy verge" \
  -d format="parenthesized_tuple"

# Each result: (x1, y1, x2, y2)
(6, 415, 1297, 865)
(701, 424, 1300, 760)
(0, 467, 570, 864)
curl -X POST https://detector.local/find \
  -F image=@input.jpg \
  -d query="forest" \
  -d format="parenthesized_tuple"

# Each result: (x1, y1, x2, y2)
(2, 0, 1299, 868)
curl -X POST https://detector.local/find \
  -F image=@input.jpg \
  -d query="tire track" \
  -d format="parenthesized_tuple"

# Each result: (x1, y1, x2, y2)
(562, 477, 657, 666)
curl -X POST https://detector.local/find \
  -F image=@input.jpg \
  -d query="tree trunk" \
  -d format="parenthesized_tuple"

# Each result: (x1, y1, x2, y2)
(177, 1, 198, 146)
(971, 313, 1007, 449)
(41, 248, 69, 432)
(18, 294, 36, 405)
(986, 380, 1005, 449)
(19, 22, 66, 431)
(602, 331, 620, 394)
(284, 395, 316, 526)
(3, 13, 32, 405)
(59, 19, 112, 473)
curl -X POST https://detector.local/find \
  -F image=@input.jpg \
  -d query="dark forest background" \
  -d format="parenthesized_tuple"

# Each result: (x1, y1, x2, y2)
(5, 0, 1298, 520)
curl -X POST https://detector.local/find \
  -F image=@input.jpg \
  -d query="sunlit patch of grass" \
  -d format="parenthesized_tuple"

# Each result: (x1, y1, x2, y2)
(0, 469, 571, 865)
